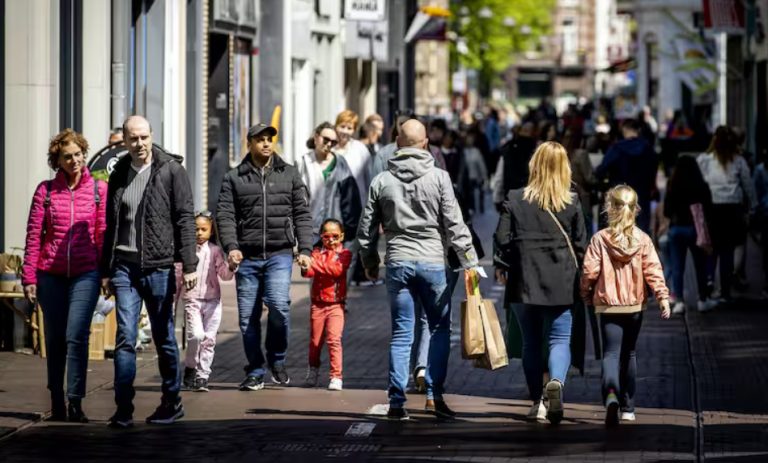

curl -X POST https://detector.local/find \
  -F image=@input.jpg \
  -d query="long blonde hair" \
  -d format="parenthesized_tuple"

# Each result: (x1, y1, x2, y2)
(523, 141, 573, 212)
(604, 185, 639, 249)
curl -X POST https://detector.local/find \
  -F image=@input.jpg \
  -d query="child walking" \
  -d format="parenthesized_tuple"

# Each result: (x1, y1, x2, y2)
(178, 212, 234, 392)
(302, 219, 352, 391)
(580, 185, 671, 426)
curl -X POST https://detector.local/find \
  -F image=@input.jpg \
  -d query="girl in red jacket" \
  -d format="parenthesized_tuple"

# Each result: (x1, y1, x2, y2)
(302, 219, 352, 390)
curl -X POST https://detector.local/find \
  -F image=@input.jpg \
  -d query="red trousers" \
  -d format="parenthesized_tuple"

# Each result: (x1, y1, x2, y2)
(308, 302, 345, 379)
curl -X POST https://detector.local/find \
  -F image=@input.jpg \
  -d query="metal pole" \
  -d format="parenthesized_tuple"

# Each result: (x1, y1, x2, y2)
(111, 0, 130, 127)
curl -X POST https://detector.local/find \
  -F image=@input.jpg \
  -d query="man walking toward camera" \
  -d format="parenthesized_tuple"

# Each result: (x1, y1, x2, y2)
(357, 119, 479, 420)
(216, 123, 313, 391)
(101, 115, 198, 428)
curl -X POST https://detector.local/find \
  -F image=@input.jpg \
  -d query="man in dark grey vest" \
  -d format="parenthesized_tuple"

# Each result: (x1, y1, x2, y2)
(101, 115, 198, 428)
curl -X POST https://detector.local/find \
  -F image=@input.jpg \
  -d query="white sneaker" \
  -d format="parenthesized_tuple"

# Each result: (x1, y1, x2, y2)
(304, 367, 319, 387)
(697, 299, 717, 313)
(620, 411, 636, 421)
(671, 301, 685, 315)
(526, 401, 547, 421)
(545, 380, 564, 424)
(328, 378, 343, 391)
(414, 367, 426, 393)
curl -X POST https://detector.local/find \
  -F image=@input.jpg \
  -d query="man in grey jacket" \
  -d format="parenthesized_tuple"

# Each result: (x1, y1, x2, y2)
(357, 119, 478, 421)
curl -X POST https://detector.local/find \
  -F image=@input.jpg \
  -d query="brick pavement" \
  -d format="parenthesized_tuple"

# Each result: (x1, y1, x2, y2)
(1, 204, 765, 461)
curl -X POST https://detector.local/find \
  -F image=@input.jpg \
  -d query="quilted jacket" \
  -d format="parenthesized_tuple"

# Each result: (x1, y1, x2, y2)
(22, 168, 107, 285)
(303, 245, 352, 304)
(216, 154, 314, 259)
(101, 147, 198, 274)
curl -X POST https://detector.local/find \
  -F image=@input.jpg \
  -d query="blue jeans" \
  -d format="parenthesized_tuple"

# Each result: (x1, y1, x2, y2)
(386, 261, 451, 406)
(411, 268, 461, 372)
(668, 225, 708, 301)
(112, 262, 179, 413)
(235, 254, 293, 377)
(514, 304, 572, 402)
(36, 270, 100, 400)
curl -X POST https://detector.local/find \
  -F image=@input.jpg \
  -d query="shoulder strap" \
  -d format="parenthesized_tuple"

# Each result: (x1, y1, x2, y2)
(546, 209, 578, 268)
(93, 179, 101, 205)
(44, 180, 52, 207)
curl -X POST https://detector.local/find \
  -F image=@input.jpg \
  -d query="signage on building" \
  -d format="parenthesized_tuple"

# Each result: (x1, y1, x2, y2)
(702, 0, 745, 33)
(345, 0, 386, 21)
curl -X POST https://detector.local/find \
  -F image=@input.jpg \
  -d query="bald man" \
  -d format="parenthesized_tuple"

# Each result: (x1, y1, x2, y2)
(357, 119, 479, 421)
(101, 115, 198, 427)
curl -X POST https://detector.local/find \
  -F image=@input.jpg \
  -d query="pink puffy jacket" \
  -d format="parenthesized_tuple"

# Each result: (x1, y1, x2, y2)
(22, 168, 108, 285)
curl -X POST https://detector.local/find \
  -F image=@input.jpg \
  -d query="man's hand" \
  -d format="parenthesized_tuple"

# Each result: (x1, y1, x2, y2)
(659, 299, 671, 320)
(228, 250, 243, 269)
(494, 268, 507, 286)
(183, 272, 198, 291)
(296, 254, 312, 271)
(100, 278, 112, 299)
(365, 267, 379, 281)
(23, 284, 37, 304)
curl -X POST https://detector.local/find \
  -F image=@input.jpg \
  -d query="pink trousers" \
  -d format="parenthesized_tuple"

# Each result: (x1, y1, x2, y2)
(184, 298, 222, 380)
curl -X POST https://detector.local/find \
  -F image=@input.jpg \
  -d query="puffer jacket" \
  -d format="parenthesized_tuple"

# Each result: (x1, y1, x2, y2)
(580, 228, 669, 314)
(216, 154, 314, 259)
(101, 147, 198, 275)
(22, 168, 107, 285)
(303, 245, 352, 304)
(357, 147, 478, 270)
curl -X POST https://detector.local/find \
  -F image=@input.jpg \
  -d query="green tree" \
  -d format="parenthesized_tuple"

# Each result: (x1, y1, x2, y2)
(450, 0, 554, 98)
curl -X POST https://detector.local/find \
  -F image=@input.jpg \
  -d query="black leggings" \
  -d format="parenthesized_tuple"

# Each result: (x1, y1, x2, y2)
(600, 311, 643, 413)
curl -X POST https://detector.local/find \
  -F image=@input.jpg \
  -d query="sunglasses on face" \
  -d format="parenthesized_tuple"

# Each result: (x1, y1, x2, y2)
(321, 136, 338, 147)
(321, 233, 341, 240)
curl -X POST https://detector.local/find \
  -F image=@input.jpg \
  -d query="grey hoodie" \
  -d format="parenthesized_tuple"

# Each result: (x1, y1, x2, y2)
(356, 147, 478, 269)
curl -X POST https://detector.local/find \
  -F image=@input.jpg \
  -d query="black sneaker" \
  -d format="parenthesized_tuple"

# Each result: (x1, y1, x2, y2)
(239, 375, 265, 391)
(146, 400, 185, 424)
(194, 378, 210, 392)
(387, 406, 410, 421)
(182, 367, 196, 390)
(270, 364, 290, 385)
(425, 399, 456, 419)
(67, 401, 89, 423)
(107, 411, 134, 429)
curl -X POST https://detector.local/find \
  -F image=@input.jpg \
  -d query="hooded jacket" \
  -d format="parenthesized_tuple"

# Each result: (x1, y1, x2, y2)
(580, 228, 669, 314)
(357, 147, 478, 269)
(23, 167, 107, 285)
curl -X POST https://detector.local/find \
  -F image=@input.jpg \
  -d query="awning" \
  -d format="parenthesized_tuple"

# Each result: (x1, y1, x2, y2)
(404, 6, 450, 43)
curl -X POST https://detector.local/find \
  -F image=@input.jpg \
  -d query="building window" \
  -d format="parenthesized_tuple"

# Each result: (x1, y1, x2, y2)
(561, 18, 578, 66)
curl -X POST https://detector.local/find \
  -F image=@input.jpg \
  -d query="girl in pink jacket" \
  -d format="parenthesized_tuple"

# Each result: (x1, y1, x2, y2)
(22, 129, 107, 423)
(580, 185, 671, 427)
(176, 212, 234, 392)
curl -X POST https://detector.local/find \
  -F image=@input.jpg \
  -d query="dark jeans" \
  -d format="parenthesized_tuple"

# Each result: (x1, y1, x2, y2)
(235, 254, 293, 377)
(112, 262, 180, 414)
(600, 311, 643, 413)
(36, 270, 100, 400)
(709, 203, 745, 298)
(668, 225, 708, 301)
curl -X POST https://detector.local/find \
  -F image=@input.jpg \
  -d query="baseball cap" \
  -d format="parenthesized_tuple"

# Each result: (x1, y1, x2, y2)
(247, 123, 277, 139)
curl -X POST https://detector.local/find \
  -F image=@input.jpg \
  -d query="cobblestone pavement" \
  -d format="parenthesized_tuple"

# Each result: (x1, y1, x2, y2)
(1, 203, 766, 461)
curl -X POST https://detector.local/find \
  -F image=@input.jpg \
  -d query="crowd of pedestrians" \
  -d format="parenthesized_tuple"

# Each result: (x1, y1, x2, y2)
(19, 98, 765, 429)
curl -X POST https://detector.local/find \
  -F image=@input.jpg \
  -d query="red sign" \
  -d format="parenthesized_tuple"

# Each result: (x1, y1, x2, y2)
(702, 0, 745, 32)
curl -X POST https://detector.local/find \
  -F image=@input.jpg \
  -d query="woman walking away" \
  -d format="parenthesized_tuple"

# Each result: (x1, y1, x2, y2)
(581, 185, 671, 426)
(664, 155, 717, 314)
(697, 126, 756, 305)
(302, 219, 352, 391)
(177, 212, 234, 392)
(22, 129, 107, 422)
(494, 141, 588, 425)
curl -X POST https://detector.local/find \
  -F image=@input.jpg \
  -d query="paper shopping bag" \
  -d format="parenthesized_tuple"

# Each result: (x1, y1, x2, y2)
(461, 294, 486, 359)
(473, 298, 509, 370)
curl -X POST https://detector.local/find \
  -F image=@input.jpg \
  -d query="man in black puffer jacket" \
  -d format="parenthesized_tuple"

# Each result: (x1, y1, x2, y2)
(101, 115, 198, 428)
(217, 123, 313, 391)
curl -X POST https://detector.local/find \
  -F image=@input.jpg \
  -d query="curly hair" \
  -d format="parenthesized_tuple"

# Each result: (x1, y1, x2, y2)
(47, 128, 89, 170)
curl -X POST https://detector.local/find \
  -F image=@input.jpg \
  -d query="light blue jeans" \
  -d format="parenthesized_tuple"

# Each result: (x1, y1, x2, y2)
(386, 261, 451, 406)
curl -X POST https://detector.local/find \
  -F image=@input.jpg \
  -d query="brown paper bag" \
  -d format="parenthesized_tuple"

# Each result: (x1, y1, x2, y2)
(461, 294, 486, 359)
(473, 298, 509, 370)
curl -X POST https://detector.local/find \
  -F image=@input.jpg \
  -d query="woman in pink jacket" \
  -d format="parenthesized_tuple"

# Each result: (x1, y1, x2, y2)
(22, 129, 107, 423)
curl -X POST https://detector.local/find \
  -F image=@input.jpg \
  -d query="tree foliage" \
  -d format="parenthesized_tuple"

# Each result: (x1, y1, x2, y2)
(450, 0, 555, 95)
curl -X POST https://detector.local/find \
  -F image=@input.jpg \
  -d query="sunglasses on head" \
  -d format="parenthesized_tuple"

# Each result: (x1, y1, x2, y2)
(196, 210, 213, 219)
(321, 136, 338, 147)
(321, 233, 341, 240)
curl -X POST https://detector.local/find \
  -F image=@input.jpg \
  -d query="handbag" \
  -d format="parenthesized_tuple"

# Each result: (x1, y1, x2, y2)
(690, 203, 712, 250)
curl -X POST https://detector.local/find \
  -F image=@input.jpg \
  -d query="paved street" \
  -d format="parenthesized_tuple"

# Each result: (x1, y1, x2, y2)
(1, 205, 767, 462)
